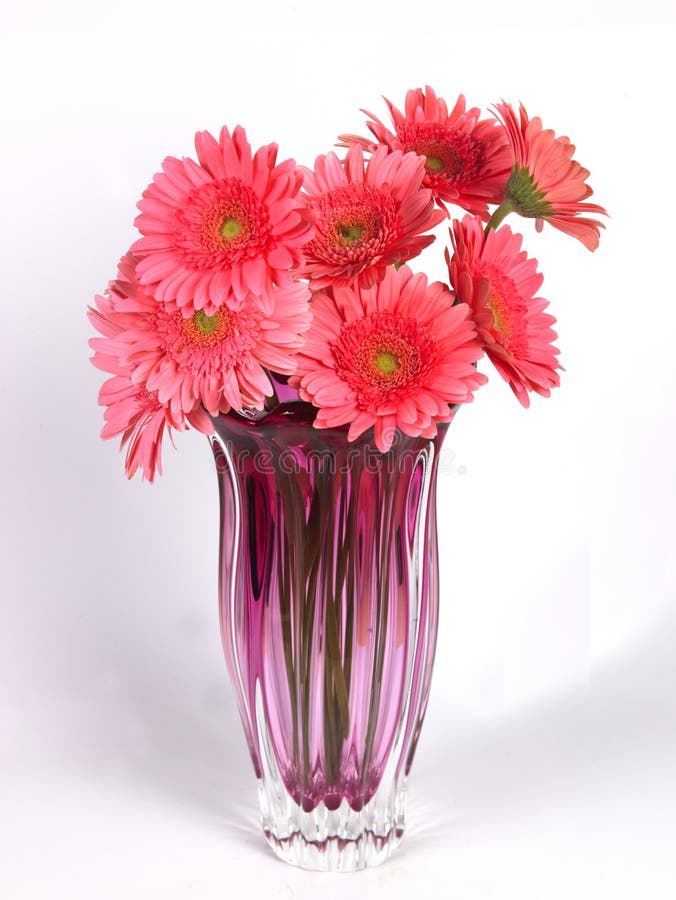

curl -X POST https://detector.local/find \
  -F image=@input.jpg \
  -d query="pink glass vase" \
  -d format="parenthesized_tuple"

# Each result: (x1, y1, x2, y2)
(210, 384, 446, 871)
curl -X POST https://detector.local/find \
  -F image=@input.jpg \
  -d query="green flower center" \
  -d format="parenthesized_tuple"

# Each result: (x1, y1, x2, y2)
(374, 350, 400, 374)
(425, 155, 444, 172)
(221, 217, 244, 240)
(339, 223, 365, 242)
(193, 310, 220, 335)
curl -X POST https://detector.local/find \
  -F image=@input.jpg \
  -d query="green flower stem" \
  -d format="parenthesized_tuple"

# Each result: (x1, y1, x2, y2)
(485, 199, 514, 236)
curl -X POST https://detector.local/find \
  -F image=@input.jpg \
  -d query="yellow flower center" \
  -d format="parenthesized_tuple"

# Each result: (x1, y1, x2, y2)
(193, 310, 220, 334)
(487, 290, 511, 338)
(374, 349, 400, 375)
(339, 222, 365, 242)
(221, 217, 244, 240)
(182, 308, 234, 348)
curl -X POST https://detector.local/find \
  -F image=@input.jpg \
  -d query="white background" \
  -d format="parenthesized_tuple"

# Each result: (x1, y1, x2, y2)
(1, 3, 675, 898)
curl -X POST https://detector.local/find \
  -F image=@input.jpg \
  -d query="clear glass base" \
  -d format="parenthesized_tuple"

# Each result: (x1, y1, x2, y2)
(258, 783, 407, 872)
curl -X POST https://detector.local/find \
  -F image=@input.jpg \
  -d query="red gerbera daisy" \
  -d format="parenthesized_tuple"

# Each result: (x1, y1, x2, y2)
(131, 126, 312, 315)
(290, 265, 486, 452)
(339, 86, 512, 219)
(492, 102, 607, 251)
(296, 146, 445, 290)
(447, 215, 560, 406)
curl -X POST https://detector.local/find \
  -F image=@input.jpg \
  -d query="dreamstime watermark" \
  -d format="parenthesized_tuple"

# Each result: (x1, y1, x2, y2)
(209, 435, 468, 477)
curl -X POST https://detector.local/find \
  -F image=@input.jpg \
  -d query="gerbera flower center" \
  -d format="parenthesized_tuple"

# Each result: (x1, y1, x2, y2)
(480, 265, 529, 357)
(221, 217, 244, 240)
(339, 221, 366, 243)
(325, 192, 382, 250)
(304, 183, 397, 279)
(184, 308, 234, 346)
(374, 349, 400, 374)
(355, 329, 419, 390)
(192, 309, 222, 335)
(487, 291, 511, 338)
(332, 311, 437, 408)
(153, 303, 263, 380)
(174, 179, 270, 268)
(396, 123, 482, 183)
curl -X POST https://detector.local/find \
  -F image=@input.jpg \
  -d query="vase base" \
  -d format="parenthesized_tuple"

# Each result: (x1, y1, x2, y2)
(258, 784, 407, 872)
(263, 825, 404, 872)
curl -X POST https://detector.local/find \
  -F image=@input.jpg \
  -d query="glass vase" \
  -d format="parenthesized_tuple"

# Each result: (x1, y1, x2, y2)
(210, 385, 447, 871)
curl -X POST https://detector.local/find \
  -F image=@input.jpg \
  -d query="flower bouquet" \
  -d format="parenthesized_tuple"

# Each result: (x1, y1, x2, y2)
(89, 87, 605, 871)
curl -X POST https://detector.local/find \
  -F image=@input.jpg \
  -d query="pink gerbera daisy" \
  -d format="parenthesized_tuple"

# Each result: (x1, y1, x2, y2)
(131, 126, 312, 314)
(290, 265, 486, 452)
(296, 146, 445, 290)
(492, 102, 607, 251)
(447, 215, 560, 406)
(339, 86, 512, 219)
(91, 253, 311, 420)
